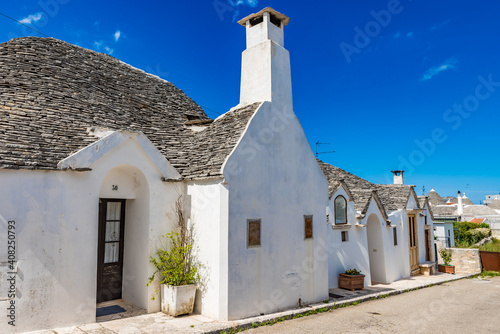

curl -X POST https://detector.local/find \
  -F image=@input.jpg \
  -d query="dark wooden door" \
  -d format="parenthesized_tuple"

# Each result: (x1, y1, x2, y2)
(425, 229, 431, 262)
(97, 199, 126, 303)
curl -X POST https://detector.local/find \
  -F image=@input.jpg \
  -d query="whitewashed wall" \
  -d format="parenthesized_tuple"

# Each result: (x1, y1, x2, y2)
(0, 137, 181, 333)
(384, 194, 419, 283)
(384, 195, 436, 283)
(222, 101, 329, 320)
(434, 222, 455, 248)
(327, 187, 370, 288)
(364, 204, 391, 284)
(187, 180, 228, 320)
(386, 210, 410, 282)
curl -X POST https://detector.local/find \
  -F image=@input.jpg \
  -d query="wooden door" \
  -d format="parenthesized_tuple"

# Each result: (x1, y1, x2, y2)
(408, 215, 419, 273)
(97, 199, 126, 303)
(424, 229, 431, 262)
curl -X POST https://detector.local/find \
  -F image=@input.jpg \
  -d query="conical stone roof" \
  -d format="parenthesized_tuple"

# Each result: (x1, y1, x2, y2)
(489, 199, 500, 210)
(427, 189, 446, 206)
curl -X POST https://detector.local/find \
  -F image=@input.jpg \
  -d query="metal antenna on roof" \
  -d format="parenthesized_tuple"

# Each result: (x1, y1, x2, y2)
(315, 141, 336, 158)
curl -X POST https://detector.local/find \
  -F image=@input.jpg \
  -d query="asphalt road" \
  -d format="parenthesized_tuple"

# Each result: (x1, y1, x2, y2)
(247, 276, 500, 334)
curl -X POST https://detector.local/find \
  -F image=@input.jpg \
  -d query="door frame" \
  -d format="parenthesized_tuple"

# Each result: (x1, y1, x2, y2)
(408, 214, 419, 274)
(97, 198, 126, 303)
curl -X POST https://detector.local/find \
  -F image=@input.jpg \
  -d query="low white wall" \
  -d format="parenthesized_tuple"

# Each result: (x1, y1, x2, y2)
(188, 180, 228, 320)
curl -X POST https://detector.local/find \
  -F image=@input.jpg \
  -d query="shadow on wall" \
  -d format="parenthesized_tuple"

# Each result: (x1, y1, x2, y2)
(367, 213, 387, 284)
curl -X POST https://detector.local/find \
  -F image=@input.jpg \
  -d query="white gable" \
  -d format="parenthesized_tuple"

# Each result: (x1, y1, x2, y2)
(57, 131, 181, 180)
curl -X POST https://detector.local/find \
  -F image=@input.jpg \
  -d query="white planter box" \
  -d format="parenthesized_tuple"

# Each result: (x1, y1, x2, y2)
(160, 284, 196, 317)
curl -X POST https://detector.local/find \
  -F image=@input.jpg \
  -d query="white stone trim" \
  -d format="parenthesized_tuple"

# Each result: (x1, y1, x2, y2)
(57, 130, 181, 180)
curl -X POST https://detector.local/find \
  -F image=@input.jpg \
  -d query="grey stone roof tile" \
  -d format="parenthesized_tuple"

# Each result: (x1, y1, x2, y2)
(317, 159, 416, 217)
(463, 205, 498, 216)
(488, 199, 500, 210)
(428, 189, 447, 206)
(0, 37, 259, 179)
(432, 205, 458, 217)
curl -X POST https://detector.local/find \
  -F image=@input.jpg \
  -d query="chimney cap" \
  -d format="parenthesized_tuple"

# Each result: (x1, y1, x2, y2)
(237, 7, 290, 27)
(391, 170, 404, 175)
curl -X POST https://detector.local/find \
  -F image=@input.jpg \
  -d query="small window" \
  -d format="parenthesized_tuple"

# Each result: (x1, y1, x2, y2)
(448, 230, 450, 237)
(424, 215, 427, 225)
(304, 216, 313, 239)
(248, 219, 261, 247)
(184, 114, 201, 121)
(334, 196, 347, 225)
(393, 227, 398, 246)
(341, 231, 349, 242)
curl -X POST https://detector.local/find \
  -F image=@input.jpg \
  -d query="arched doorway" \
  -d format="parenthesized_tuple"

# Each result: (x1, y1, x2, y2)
(97, 164, 150, 308)
(366, 213, 387, 284)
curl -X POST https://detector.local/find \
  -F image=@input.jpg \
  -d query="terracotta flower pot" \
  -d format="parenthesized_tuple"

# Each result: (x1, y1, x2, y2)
(479, 251, 500, 271)
(339, 273, 365, 291)
(438, 264, 455, 274)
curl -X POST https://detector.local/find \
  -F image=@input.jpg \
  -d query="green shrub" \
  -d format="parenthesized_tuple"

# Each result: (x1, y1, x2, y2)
(480, 270, 500, 278)
(439, 248, 453, 266)
(148, 196, 200, 287)
(479, 238, 500, 252)
(454, 222, 490, 245)
(344, 268, 362, 275)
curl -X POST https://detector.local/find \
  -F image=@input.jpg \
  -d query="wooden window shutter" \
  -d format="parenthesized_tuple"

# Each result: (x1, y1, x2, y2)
(304, 216, 313, 239)
(248, 220, 261, 247)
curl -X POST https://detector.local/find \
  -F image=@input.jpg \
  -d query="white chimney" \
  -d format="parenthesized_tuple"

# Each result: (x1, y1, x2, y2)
(237, 7, 292, 108)
(457, 191, 463, 216)
(391, 170, 404, 185)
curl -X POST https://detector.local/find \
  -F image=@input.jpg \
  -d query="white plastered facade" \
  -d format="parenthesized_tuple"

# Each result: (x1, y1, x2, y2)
(0, 132, 183, 333)
(326, 186, 371, 288)
(327, 189, 436, 287)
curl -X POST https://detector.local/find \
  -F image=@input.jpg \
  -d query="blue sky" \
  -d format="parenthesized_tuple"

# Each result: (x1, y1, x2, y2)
(2, 1, 500, 204)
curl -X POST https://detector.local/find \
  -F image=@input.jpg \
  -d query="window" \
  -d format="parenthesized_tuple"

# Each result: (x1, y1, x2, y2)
(341, 231, 349, 242)
(448, 230, 450, 237)
(424, 215, 427, 225)
(334, 196, 347, 225)
(304, 216, 313, 239)
(393, 227, 398, 246)
(247, 219, 261, 247)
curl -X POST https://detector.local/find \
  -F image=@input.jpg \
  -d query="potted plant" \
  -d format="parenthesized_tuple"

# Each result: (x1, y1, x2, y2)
(339, 269, 365, 291)
(438, 248, 455, 274)
(148, 196, 200, 317)
(479, 238, 500, 271)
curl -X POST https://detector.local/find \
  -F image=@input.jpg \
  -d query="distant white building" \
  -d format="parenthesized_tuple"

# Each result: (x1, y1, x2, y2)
(484, 194, 500, 205)
(319, 164, 436, 287)
(434, 222, 456, 248)
(427, 189, 500, 223)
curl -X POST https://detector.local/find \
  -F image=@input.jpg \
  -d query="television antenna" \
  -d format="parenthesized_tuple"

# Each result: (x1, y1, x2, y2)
(315, 141, 336, 158)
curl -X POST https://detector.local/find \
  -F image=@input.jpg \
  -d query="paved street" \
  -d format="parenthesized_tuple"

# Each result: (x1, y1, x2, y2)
(247, 276, 500, 334)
